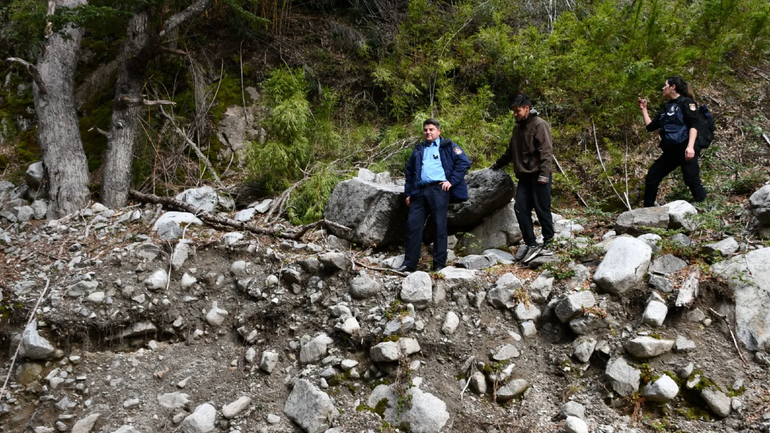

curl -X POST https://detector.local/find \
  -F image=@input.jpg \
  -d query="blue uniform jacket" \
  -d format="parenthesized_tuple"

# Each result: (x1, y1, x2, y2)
(404, 137, 472, 203)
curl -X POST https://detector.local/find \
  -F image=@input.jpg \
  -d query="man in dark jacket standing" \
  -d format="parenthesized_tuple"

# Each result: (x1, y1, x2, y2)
(398, 118, 472, 273)
(491, 94, 555, 263)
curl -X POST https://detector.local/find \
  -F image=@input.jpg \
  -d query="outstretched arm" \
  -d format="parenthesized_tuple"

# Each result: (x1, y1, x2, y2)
(638, 97, 652, 126)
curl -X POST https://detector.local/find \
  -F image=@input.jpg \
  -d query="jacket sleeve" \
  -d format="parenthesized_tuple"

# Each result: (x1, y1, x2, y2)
(679, 97, 698, 129)
(404, 149, 418, 197)
(448, 143, 472, 186)
(646, 106, 663, 131)
(535, 121, 553, 178)
(492, 134, 514, 169)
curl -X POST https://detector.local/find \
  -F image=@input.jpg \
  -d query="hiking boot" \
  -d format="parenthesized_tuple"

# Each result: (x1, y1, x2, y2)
(514, 245, 532, 262)
(522, 244, 555, 264)
(396, 265, 415, 274)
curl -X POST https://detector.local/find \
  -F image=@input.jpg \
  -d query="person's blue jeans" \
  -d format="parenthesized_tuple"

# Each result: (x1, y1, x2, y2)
(403, 183, 449, 270)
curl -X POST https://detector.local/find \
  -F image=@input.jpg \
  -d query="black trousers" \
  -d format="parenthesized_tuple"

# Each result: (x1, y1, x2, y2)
(644, 142, 707, 207)
(514, 174, 554, 247)
(404, 183, 449, 270)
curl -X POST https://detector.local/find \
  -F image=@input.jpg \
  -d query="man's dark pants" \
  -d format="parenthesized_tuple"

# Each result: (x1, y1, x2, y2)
(514, 174, 554, 247)
(644, 142, 707, 207)
(404, 183, 449, 270)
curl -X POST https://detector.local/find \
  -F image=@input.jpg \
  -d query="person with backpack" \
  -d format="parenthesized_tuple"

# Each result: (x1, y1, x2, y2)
(638, 76, 707, 207)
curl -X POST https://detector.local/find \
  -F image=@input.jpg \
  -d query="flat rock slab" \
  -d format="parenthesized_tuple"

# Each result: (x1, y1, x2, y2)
(643, 375, 679, 402)
(368, 385, 449, 433)
(625, 336, 674, 358)
(284, 379, 336, 433)
(153, 212, 203, 230)
(455, 201, 522, 255)
(649, 254, 687, 275)
(712, 247, 770, 351)
(664, 200, 697, 230)
(749, 185, 770, 225)
(616, 207, 669, 235)
(593, 237, 651, 295)
(555, 291, 596, 323)
(496, 379, 529, 402)
(324, 177, 408, 247)
(605, 356, 640, 397)
(447, 168, 516, 229)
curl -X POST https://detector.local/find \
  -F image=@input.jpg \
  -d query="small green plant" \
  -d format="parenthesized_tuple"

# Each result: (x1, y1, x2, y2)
(383, 300, 409, 321)
(541, 259, 577, 281)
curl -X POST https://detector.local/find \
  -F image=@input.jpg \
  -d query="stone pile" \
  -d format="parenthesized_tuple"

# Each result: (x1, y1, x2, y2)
(2, 183, 770, 433)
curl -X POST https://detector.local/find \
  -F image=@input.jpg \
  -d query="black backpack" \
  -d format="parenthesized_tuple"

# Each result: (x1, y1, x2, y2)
(695, 104, 716, 149)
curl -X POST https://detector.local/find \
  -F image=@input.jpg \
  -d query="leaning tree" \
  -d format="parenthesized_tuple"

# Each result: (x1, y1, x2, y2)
(101, 0, 214, 208)
(9, 0, 90, 218)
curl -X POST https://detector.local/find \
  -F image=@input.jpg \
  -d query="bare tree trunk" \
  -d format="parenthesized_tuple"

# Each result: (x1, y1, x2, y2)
(34, 0, 90, 218)
(101, 11, 151, 208)
(101, 0, 213, 209)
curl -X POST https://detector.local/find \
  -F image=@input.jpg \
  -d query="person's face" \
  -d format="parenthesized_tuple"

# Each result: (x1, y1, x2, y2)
(662, 81, 676, 99)
(513, 105, 530, 121)
(423, 124, 441, 142)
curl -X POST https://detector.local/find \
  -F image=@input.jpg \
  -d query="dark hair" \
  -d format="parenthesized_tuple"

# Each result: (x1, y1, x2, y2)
(423, 118, 441, 129)
(666, 76, 694, 98)
(511, 94, 531, 108)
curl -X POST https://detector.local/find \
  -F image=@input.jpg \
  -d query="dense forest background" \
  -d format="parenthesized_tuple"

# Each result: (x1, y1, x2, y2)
(1, 0, 769, 225)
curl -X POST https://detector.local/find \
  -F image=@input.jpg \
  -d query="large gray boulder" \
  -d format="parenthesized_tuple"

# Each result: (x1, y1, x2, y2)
(324, 176, 408, 246)
(25, 161, 45, 190)
(447, 168, 516, 229)
(749, 185, 770, 225)
(643, 375, 679, 402)
(711, 247, 770, 351)
(368, 384, 449, 433)
(593, 237, 651, 295)
(284, 379, 337, 433)
(663, 200, 697, 231)
(180, 403, 216, 433)
(615, 207, 669, 235)
(325, 169, 515, 247)
(175, 186, 218, 213)
(455, 201, 522, 255)
(625, 336, 675, 358)
(18, 321, 55, 360)
(605, 356, 640, 397)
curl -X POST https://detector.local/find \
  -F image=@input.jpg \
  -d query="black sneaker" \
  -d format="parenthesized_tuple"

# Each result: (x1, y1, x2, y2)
(514, 245, 531, 262)
(396, 265, 415, 274)
(522, 244, 555, 264)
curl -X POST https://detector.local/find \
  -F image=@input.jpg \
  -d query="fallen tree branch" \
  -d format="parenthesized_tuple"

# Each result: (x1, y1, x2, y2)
(120, 96, 177, 106)
(1, 279, 50, 402)
(160, 0, 213, 38)
(707, 307, 748, 367)
(7, 57, 48, 95)
(160, 47, 189, 56)
(762, 133, 770, 148)
(552, 154, 588, 207)
(353, 260, 408, 277)
(88, 126, 110, 137)
(129, 189, 350, 241)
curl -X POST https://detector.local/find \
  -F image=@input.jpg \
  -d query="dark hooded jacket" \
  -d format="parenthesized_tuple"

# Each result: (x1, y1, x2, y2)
(492, 113, 553, 179)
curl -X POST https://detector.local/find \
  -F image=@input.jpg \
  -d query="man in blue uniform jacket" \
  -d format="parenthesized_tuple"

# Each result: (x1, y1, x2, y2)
(397, 118, 472, 273)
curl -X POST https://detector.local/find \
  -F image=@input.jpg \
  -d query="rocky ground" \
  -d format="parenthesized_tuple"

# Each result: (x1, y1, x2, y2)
(2, 177, 770, 433)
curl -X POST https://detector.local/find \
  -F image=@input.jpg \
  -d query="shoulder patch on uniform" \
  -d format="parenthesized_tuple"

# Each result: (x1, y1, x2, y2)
(688, 103, 696, 111)
(453, 147, 463, 155)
